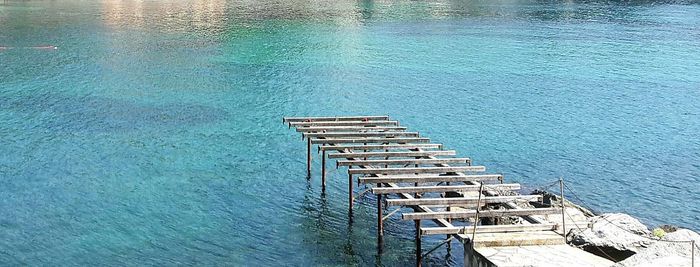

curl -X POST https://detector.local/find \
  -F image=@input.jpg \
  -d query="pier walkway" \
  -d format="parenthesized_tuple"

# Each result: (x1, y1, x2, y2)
(283, 115, 613, 267)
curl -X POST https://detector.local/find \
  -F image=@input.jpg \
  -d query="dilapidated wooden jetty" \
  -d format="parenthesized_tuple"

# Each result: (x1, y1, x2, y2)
(283, 115, 613, 267)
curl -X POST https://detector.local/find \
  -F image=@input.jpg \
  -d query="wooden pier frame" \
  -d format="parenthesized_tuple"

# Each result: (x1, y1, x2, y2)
(328, 150, 456, 159)
(402, 207, 558, 220)
(358, 174, 502, 184)
(373, 183, 521, 195)
(283, 116, 567, 267)
(386, 195, 542, 207)
(297, 126, 408, 132)
(421, 223, 559, 235)
(348, 166, 486, 175)
(336, 158, 470, 167)
(284, 115, 389, 122)
(290, 120, 400, 127)
(321, 144, 443, 151)
(311, 137, 430, 144)
(303, 131, 419, 139)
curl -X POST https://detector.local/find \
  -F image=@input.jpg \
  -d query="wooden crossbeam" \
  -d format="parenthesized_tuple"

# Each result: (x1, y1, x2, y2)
(348, 166, 485, 175)
(402, 207, 558, 220)
(321, 144, 443, 152)
(420, 223, 558, 236)
(290, 121, 399, 127)
(328, 150, 455, 159)
(283, 116, 389, 122)
(337, 158, 468, 167)
(296, 126, 407, 132)
(303, 132, 418, 138)
(359, 174, 502, 184)
(386, 195, 541, 207)
(372, 183, 520, 195)
(312, 137, 430, 145)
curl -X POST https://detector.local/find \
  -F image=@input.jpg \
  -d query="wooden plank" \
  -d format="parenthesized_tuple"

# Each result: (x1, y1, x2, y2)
(321, 144, 442, 151)
(359, 174, 502, 184)
(296, 126, 407, 132)
(372, 183, 521, 195)
(328, 150, 455, 159)
(337, 158, 468, 167)
(283, 115, 389, 122)
(402, 207, 558, 220)
(303, 132, 418, 138)
(420, 223, 557, 236)
(290, 121, 399, 127)
(348, 166, 485, 175)
(312, 137, 430, 145)
(386, 195, 541, 207)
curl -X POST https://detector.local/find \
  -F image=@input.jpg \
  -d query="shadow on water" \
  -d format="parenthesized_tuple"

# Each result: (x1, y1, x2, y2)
(299, 173, 373, 265)
(0, 92, 228, 133)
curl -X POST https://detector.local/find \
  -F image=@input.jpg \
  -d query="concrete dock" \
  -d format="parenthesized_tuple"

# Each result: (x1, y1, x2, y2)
(474, 244, 613, 266)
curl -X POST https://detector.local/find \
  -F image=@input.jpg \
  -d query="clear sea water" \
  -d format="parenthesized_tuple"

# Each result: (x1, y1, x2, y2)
(1, 0, 699, 265)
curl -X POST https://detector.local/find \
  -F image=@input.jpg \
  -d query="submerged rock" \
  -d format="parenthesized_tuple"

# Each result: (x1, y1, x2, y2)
(614, 229, 700, 267)
(569, 213, 654, 261)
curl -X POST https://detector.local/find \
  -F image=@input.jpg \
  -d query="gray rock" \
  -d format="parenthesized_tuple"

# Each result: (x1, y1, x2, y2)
(614, 228, 699, 267)
(664, 229, 700, 244)
(569, 213, 654, 261)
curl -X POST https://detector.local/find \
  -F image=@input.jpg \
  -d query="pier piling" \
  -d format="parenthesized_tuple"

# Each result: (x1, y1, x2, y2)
(321, 150, 326, 192)
(307, 138, 312, 177)
(377, 183, 384, 253)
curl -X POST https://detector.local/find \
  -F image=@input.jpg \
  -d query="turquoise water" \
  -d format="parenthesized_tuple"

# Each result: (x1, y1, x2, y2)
(1, 0, 699, 265)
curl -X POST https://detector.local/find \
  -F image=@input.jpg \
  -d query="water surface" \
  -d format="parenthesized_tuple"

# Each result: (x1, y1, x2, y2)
(1, 0, 699, 265)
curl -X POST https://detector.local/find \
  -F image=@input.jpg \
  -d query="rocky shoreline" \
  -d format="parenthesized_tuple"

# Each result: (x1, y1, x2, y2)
(535, 190, 699, 266)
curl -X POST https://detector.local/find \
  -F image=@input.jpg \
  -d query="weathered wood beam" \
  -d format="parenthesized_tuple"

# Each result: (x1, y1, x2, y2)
(348, 166, 485, 175)
(290, 121, 399, 127)
(359, 174, 502, 184)
(402, 207, 558, 220)
(420, 223, 558, 236)
(372, 183, 520, 195)
(337, 158, 468, 167)
(283, 115, 389, 123)
(386, 195, 541, 207)
(296, 126, 407, 132)
(312, 137, 430, 144)
(328, 150, 455, 159)
(304, 132, 418, 138)
(321, 144, 442, 151)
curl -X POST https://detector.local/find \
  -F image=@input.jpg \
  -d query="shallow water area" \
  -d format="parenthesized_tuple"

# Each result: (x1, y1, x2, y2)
(1, 0, 699, 265)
